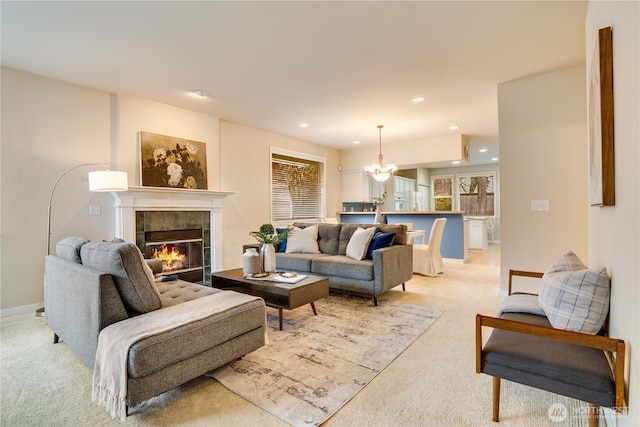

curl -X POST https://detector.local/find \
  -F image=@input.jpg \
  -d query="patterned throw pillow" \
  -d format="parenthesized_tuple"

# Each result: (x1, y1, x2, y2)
(538, 251, 610, 335)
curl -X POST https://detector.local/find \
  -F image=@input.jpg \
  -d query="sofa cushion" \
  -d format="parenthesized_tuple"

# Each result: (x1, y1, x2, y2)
(317, 224, 341, 255)
(292, 222, 342, 254)
(127, 292, 265, 378)
(286, 225, 320, 253)
(366, 231, 396, 259)
(275, 253, 330, 272)
(56, 236, 88, 263)
(156, 279, 220, 307)
(346, 226, 377, 260)
(81, 241, 163, 314)
(312, 255, 374, 281)
(538, 251, 610, 335)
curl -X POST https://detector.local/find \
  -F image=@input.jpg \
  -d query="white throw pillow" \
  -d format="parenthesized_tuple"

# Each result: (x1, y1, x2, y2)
(285, 225, 320, 254)
(346, 227, 377, 260)
(538, 251, 610, 335)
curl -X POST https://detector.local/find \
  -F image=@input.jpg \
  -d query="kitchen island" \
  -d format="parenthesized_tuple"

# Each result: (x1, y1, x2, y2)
(338, 211, 466, 261)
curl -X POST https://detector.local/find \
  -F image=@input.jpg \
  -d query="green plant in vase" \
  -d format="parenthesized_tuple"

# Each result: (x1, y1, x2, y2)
(249, 224, 294, 273)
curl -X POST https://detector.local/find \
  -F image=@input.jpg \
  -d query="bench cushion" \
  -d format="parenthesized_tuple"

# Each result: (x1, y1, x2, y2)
(482, 312, 616, 408)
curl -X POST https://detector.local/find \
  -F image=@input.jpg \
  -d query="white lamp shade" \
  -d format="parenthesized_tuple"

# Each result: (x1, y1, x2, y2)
(88, 170, 128, 192)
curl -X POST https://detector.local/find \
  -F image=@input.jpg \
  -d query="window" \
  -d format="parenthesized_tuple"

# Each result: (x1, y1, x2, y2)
(271, 148, 325, 222)
(431, 175, 453, 211)
(457, 172, 496, 216)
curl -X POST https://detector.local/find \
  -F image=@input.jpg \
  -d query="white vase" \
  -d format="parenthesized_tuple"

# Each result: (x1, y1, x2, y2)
(261, 243, 277, 273)
(374, 206, 383, 224)
(242, 247, 260, 275)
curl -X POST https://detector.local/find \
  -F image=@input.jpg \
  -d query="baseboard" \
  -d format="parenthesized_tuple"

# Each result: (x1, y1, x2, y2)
(1, 303, 42, 318)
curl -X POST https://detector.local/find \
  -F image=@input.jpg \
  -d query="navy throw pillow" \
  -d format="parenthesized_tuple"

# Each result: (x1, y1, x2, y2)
(276, 228, 288, 252)
(366, 232, 396, 259)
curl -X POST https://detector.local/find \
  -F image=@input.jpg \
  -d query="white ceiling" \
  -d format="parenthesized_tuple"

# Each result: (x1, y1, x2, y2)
(1, 1, 587, 166)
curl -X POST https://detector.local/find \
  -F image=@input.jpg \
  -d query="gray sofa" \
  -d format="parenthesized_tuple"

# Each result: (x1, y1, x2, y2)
(45, 237, 266, 414)
(275, 223, 413, 305)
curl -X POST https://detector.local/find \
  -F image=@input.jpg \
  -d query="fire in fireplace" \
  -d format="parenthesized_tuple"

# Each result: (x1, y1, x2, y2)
(144, 229, 204, 283)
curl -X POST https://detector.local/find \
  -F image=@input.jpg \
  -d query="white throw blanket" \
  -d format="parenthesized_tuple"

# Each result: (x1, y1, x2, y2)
(92, 291, 258, 420)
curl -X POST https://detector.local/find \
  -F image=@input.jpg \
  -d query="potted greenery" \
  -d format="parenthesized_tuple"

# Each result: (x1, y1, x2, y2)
(249, 224, 294, 272)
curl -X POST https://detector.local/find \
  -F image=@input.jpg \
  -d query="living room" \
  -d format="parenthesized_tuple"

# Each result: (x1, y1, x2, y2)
(1, 1, 638, 426)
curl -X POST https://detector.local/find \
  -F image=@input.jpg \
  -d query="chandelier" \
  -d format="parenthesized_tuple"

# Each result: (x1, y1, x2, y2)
(364, 125, 397, 182)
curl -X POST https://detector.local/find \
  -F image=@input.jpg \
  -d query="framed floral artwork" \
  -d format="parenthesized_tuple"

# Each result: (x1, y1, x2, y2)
(140, 131, 208, 189)
(588, 26, 615, 206)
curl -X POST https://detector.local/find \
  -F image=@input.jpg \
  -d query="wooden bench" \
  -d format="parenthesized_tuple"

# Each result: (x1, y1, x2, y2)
(476, 270, 626, 427)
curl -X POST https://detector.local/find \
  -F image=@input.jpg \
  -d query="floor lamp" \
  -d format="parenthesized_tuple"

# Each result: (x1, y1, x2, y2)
(38, 163, 128, 317)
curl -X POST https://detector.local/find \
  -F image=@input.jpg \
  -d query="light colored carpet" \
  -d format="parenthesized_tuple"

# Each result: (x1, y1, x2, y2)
(1, 258, 602, 426)
(210, 295, 443, 427)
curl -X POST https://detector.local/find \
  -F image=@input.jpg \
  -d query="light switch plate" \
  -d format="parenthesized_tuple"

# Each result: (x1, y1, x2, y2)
(530, 200, 549, 211)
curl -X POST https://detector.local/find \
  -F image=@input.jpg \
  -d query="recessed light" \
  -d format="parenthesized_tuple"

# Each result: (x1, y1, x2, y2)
(411, 97, 425, 103)
(353, 140, 361, 144)
(299, 123, 309, 128)
(451, 160, 461, 164)
(479, 148, 488, 153)
(491, 157, 499, 161)
(448, 125, 459, 130)
(192, 90, 208, 98)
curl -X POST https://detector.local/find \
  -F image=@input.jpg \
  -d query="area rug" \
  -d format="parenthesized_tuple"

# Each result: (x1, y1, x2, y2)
(209, 294, 443, 427)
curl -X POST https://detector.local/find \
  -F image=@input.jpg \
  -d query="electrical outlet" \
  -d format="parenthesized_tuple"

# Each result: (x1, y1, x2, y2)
(88, 205, 101, 215)
(231, 249, 237, 258)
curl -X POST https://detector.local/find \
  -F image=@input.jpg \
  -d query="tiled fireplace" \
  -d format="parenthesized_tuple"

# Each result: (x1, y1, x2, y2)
(111, 186, 233, 284)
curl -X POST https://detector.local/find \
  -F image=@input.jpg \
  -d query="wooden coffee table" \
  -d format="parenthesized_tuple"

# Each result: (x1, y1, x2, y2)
(211, 268, 329, 330)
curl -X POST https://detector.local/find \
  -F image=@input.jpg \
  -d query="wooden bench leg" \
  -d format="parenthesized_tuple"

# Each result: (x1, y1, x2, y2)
(493, 377, 500, 422)
(589, 404, 599, 427)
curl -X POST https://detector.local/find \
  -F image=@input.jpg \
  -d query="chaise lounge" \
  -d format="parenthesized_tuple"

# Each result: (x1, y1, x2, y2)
(45, 237, 266, 418)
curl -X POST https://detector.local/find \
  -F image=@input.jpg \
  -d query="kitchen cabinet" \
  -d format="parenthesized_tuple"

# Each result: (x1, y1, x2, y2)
(342, 170, 385, 202)
(468, 217, 488, 252)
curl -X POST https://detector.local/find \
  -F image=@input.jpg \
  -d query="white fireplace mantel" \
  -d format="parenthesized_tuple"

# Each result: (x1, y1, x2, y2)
(111, 186, 234, 272)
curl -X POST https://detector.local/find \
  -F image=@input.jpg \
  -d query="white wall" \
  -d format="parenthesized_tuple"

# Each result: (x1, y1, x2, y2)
(0, 68, 115, 315)
(116, 95, 221, 190)
(340, 133, 468, 171)
(586, 2, 639, 425)
(219, 121, 342, 270)
(498, 66, 588, 293)
(0, 68, 342, 314)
